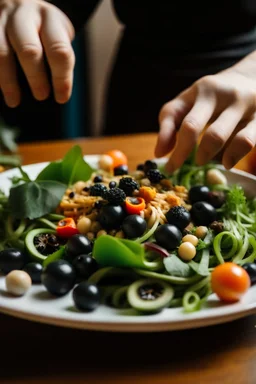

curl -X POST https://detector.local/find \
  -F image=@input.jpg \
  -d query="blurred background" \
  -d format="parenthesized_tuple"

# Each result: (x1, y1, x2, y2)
(0, 0, 122, 143)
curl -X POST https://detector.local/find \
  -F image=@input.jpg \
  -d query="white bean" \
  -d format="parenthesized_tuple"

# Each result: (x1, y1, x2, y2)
(98, 155, 113, 171)
(5, 270, 32, 296)
(206, 168, 227, 186)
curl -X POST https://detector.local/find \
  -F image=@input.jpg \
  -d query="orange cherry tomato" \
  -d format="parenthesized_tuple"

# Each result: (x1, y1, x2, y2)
(104, 149, 128, 169)
(125, 197, 146, 215)
(211, 262, 250, 303)
(56, 218, 79, 238)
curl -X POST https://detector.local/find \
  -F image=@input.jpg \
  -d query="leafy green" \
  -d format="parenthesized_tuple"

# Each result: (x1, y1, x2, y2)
(0, 119, 19, 153)
(93, 235, 163, 271)
(223, 184, 247, 217)
(189, 249, 210, 276)
(9, 180, 67, 220)
(36, 145, 95, 185)
(163, 254, 194, 277)
(0, 119, 21, 168)
(7, 145, 96, 219)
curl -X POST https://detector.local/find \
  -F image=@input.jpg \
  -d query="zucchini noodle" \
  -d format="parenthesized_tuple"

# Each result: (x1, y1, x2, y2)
(183, 291, 201, 312)
(2, 151, 256, 316)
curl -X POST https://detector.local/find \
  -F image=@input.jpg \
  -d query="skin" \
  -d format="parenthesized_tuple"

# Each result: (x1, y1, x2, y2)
(155, 51, 256, 171)
(0, 0, 75, 107)
(1, 1, 256, 171)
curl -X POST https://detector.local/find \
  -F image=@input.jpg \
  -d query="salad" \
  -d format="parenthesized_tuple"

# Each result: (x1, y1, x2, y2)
(0, 145, 255, 314)
(0, 119, 21, 173)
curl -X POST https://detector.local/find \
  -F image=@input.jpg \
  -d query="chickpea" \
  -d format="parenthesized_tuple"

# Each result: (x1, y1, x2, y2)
(140, 178, 151, 186)
(182, 234, 199, 246)
(90, 221, 102, 233)
(98, 154, 113, 172)
(86, 232, 95, 241)
(5, 270, 32, 296)
(97, 230, 108, 238)
(115, 230, 125, 238)
(206, 168, 227, 186)
(178, 242, 196, 261)
(77, 217, 91, 234)
(194, 226, 208, 239)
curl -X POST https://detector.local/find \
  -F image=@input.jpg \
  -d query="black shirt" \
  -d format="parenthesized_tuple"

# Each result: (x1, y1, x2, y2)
(50, 1, 256, 134)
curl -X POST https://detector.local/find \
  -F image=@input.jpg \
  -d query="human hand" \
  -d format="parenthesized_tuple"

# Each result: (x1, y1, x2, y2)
(155, 65, 256, 172)
(0, 0, 75, 107)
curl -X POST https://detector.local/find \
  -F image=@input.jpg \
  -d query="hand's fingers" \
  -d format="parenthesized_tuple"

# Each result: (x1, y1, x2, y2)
(155, 92, 192, 158)
(0, 11, 20, 107)
(7, 6, 50, 101)
(40, 10, 75, 104)
(196, 106, 243, 165)
(165, 97, 215, 173)
(155, 116, 177, 158)
(222, 116, 256, 169)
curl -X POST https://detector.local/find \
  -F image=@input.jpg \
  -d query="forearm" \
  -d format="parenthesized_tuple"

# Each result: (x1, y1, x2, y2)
(48, 0, 101, 31)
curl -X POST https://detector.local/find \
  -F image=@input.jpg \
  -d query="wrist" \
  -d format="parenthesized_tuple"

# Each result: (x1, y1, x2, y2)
(228, 50, 256, 80)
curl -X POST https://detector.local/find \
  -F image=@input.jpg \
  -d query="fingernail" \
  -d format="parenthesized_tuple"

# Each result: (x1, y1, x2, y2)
(36, 87, 49, 100)
(223, 156, 236, 170)
(5, 94, 19, 108)
(56, 93, 69, 104)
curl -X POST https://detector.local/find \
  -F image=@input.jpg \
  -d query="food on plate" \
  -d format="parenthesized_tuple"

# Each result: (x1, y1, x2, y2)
(5, 270, 32, 296)
(0, 145, 255, 315)
(211, 262, 250, 302)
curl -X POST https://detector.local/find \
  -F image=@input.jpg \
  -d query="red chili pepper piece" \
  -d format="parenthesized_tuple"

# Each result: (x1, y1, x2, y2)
(125, 197, 146, 215)
(56, 218, 79, 238)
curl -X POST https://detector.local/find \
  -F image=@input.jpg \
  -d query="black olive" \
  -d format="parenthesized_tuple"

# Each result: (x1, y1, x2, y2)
(154, 224, 182, 250)
(23, 262, 43, 283)
(143, 160, 158, 173)
(73, 281, 101, 311)
(188, 185, 210, 204)
(65, 234, 93, 260)
(243, 263, 256, 285)
(72, 254, 99, 280)
(93, 175, 103, 183)
(122, 215, 147, 239)
(0, 248, 27, 275)
(41, 260, 76, 296)
(98, 205, 126, 230)
(114, 165, 129, 176)
(190, 201, 217, 226)
(207, 191, 226, 208)
(165, 206, 191, 231)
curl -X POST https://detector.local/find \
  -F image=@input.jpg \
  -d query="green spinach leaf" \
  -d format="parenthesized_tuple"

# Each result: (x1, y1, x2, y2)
(189, 249, 210, 276)
(36, 145, 95, 185)
(163, 254, 194, 277)
(9, 180, 67, 219)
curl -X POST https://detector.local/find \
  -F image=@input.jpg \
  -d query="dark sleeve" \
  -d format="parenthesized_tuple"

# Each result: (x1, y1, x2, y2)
(49, 0, 102, 31)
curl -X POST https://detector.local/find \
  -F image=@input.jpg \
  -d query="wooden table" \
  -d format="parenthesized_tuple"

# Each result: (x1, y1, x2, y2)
(1, 133, 256, 384)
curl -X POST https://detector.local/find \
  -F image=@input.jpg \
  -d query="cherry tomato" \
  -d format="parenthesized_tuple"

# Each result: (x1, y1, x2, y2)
(104, 149, 128, 169)
(125, 197, 146, 215)
(211, 262, 250, 303)
(56, 218, 79, 238)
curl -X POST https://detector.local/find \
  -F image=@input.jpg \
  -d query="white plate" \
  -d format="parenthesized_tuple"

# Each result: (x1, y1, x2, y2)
(1, 156, 256, 332)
